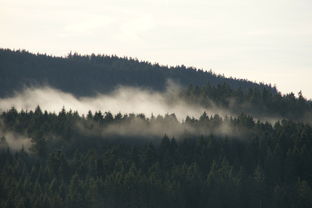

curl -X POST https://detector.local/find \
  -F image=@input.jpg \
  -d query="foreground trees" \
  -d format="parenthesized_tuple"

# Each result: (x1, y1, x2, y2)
(0, 109, 312, 208)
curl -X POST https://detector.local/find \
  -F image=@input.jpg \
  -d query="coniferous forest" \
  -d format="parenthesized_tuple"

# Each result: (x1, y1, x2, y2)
(1, 49, 312, 208)
(0, 49, 276, 97)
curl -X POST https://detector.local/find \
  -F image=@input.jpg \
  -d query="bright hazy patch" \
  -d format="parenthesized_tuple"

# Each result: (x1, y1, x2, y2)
(0, 84, 214, 121)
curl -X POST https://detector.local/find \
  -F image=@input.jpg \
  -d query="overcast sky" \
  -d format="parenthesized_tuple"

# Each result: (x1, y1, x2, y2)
(1, 0, 311, 98)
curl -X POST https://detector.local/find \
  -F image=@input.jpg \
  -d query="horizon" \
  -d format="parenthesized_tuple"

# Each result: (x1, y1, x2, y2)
(1, 47, 309, 100)
(1, 0, 311, 98)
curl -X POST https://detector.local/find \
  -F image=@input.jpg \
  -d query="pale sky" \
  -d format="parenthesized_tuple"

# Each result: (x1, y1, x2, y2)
(1, 0, 312, 99)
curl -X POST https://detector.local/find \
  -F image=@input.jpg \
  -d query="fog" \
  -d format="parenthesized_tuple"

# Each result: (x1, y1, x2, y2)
(0, 83, 246, 146)
(0, 83, 284, 145)
(0, 82, 230, 121)
(75, 114, 238, 139)
(0, 125, 32, 152)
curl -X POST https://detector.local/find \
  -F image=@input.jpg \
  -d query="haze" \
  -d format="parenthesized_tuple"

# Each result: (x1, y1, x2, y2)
(0, 85, 210, 121)
(1, 0, 311, 98)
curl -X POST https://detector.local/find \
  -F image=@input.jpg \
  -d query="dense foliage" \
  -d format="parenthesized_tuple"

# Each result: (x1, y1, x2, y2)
(0, 48, 276, 97)
(1, 108, 312, 208)
(182, 83, 312, 121)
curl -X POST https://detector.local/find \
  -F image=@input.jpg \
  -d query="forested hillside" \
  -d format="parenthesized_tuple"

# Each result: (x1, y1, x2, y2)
(1, 48, 312, 208)
(0, 48, 276, 97)
(181, 83, 312, 122)
(1, 109, 312, 208)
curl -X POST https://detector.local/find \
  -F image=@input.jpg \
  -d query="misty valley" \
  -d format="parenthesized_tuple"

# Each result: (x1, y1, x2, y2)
(1, 49, 312, 208)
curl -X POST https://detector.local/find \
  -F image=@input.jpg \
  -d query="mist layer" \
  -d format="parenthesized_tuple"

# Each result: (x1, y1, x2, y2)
(0, 83, 224, 121)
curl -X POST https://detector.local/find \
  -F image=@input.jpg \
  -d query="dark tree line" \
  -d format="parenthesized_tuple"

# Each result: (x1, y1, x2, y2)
(1, 48, 311, 122)
(1, 108, 312, 208)
(0, 48, 276, 97)
(181, 83, 312, 121)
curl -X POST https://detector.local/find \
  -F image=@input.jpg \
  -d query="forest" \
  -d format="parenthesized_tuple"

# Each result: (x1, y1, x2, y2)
(0, 49, 276, 97)
(182, 83, 312, 122)
(1, 106, 312, 208)
(1, 49, 312, 208)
